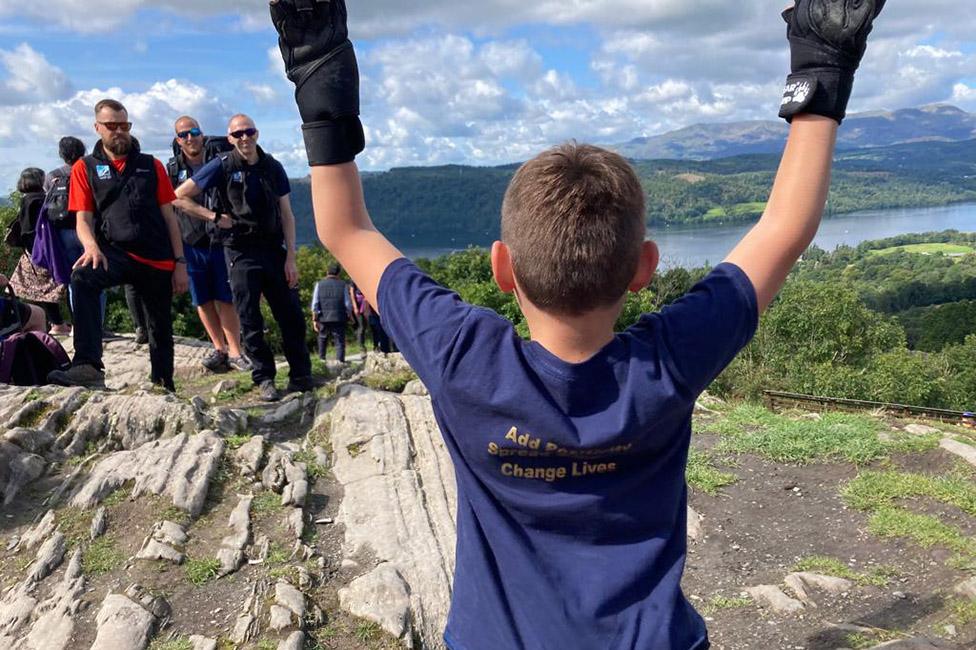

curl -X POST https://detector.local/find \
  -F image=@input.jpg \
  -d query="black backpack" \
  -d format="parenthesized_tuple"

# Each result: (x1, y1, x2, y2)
(44, 167, 72, 225)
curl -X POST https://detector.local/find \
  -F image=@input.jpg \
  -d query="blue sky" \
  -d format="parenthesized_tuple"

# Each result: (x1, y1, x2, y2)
(1, 1, 974, 191)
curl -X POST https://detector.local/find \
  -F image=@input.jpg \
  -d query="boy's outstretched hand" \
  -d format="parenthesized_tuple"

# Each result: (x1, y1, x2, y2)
(779, 0, 886, 124)
(270, 0, 364, 165)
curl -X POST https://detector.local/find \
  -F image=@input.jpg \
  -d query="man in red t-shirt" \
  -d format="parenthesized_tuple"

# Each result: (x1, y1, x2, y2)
(48, 99, 189, 390)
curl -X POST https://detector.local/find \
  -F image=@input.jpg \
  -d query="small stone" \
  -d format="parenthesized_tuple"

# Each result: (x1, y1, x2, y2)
(315, 518, 334, 525)
(268, 604, 293, 631)
(213, 379, 240, 395)
(90, 507, 108, 541)
(893, 591, 907, 599)
(905, 423, 940, 436)
(279, 631, 305, 650)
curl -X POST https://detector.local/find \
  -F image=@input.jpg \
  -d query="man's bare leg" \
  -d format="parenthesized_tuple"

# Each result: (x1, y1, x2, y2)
(197, 301, 228, 352)
(216, 301, 243, 358)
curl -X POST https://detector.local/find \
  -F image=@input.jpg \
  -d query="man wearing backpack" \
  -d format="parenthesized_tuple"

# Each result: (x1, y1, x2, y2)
(47, 98, 189, 390)
(167, 115, 250, 374)
(173, 114, 312, 402)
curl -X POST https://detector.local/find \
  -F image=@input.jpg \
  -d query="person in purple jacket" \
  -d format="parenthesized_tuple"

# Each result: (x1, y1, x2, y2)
(269, 0, 886, 647)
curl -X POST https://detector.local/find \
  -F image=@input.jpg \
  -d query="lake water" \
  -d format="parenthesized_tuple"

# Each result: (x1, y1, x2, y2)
(401, 203, 976, 269)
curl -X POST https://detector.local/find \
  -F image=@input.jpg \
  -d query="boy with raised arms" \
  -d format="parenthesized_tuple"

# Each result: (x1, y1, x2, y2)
(269, 0, 886, 647)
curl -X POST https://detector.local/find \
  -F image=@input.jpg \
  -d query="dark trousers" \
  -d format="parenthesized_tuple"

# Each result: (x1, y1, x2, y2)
(352, 313, 367, 348)
(317, 322, 346, 362)
(368, 313, 392, 353)
(71, 244, 174, 386)
(124, 284, 147, 332)
(226, 244, 310, 385)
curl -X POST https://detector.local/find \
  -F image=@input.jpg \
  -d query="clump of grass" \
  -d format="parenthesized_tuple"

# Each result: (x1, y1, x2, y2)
(362, 369, 417, 393)
(355, 620, 382, 643)
(252, 491, 282, 515)
(868, 508, 976, 560)
(256, 640, 276, 650)
(686, 449, 737, 495)
(293, 450, 328, 481)
(792, 555, 898, 587)
(347, 441, 368, 458)
(712, 404, 936, 464)
(102, 487, 131, 507)
(185, 556, 221, 585)
(224, 433, 253, 450)
(950, 598, 976, 625)
(149, 637, 193, 650)
(83, 537, 125, 575)
(700, 594, 751, 615)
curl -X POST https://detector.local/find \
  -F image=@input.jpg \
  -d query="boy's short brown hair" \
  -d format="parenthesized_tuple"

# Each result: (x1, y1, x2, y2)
(501, 142, 646, 315)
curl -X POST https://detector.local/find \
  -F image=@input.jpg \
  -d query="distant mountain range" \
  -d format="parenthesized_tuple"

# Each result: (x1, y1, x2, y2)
(610, 104, 976, 160)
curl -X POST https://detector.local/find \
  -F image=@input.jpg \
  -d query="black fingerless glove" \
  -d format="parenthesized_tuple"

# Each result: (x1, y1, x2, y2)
(270, 0, 365, 166)
(779, 0, 886, 124)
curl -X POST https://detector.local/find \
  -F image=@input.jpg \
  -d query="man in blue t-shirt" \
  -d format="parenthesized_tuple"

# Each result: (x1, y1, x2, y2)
(270, 1, 886, 648)
(173, 114, 312, 402)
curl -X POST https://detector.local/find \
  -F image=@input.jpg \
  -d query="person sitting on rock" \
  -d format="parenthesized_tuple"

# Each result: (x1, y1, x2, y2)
(0, 273, 46, 336)
(270, 0, 887, 648)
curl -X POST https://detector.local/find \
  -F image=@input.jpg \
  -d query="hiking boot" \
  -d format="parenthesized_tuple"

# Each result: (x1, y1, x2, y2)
(228, 355, 252, 372)
(258, 380, 281, 402)
(201, 348, 229, 372)
(102, 328, 123, 341)
(134, 327, 148, 345)
(285, 376, 315, 394)
(47, 364, 106, 389)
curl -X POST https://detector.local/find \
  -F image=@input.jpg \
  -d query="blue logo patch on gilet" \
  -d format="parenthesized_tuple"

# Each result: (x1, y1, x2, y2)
(96, 165, 111, 180)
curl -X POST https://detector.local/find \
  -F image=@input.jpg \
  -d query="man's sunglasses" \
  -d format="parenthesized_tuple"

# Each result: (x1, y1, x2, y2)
(176, 127, 203, 139)
(98, 121, 132, 132)
(230, 128, 257, 139)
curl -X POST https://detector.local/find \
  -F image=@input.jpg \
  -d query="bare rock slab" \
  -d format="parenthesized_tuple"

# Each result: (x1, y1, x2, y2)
(745, 585, 805, 614)
(71, 431, 225, 517)
(939, 438, 976, 467)
(90, 593, 156, 650)
(338, 563, 414, 645)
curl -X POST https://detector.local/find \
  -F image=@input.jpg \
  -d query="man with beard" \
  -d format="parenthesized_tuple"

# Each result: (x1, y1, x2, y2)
(48, 98, 189, 389)
(174, 114, 312, 402)
(167, 115, 249, 373)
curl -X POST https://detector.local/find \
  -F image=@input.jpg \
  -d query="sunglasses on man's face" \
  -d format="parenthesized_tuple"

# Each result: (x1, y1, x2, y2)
(230, 127, 257, 139)
(176, 127, 202, 140)
(98, 121, 132, 132)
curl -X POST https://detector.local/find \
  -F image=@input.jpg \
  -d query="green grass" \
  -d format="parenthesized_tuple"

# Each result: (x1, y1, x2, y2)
(184, 556, 221, 585)
(355, 620, 382, 643)
(361, 369, 417, 393)
(149, 637, 193, 650)
(842, 470, 976, 565)
(869, 243, 975, 257)
(256, 640, 276, 650)
(950, 598, 976, 625)
(699, 594, 751, 615)
(223, 433, 253, 450)
(702, 202, 767, 222)
(293, 449, 328, 482)
(102, 487, 131, 507)
(710, 404, 937, 464)
(251, 491, 283, 515)
(841, 470, 976, 515)
(685, 449, 738, 495)
(83, 537, 125, 575)
(792, 555, 898, 587)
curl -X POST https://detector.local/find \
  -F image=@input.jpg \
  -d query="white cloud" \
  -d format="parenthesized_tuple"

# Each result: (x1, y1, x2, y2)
(0, 43, 72, 105)
(245, 83, 278, 103)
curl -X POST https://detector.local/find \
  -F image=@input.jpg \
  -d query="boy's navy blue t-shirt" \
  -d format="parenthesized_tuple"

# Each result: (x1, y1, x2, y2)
(378, 258, 758, 650)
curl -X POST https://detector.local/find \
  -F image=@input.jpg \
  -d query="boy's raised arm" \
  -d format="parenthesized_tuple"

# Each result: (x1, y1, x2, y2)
(271, 0, 402, 311)
(724, 0, 885, 313)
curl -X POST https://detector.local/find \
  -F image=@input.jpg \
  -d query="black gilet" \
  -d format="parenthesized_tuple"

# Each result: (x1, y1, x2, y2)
(315, 277, 348, 323)
(216, 146, 283, 246)
(81, 141, 173, 260)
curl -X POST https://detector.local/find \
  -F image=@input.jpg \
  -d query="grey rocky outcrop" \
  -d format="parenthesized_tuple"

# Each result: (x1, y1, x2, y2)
(338, 563, 414, 646)
(329, 383, 456, 648)
(89, 592, 158, 650)
(217, 495, 252, 577)
(0, 549, 85, 650)
(0, 440, 45, 505)
(59, 336, 213, 390)
(746, 584, 805, 614)
(235, 435, 265, 478)
(135, 521, 188, 564)
(56, 391, 203, 456)
(71, 430, 225, 517)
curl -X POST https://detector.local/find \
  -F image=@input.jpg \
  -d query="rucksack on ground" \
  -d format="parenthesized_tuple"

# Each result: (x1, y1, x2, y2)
(0, 331, 71, 386)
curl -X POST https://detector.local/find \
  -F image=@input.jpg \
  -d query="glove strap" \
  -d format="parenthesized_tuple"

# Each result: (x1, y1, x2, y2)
(778, 69, 854, 124)
(302, 116, 365, 166)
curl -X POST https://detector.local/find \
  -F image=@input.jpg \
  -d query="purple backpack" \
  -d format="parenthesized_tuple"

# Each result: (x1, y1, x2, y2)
(31, 207, 72, 286)
(0, 331, 71, 386)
